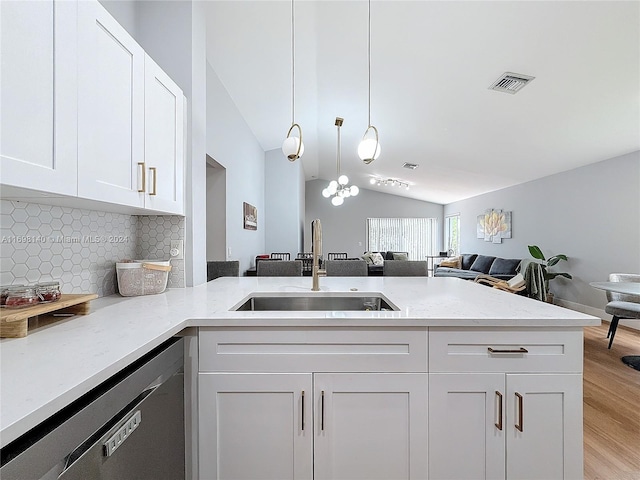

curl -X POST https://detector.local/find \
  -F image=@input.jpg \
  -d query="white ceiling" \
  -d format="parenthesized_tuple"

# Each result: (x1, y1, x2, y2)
(204, 1, 640, 205)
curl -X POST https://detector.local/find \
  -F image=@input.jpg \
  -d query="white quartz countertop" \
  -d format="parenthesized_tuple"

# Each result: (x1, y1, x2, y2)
(0, 276, 599, 448)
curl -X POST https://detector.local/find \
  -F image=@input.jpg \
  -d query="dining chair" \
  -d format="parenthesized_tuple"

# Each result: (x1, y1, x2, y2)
(207, 261, 240, 281)
(257, 260, 303, 276)
(325, 260, 368, 277)
(327, 252, 348, 261)
(270, 252, 291, 261)
(604, 273, 640, 349)
(383, 260, 428, 276)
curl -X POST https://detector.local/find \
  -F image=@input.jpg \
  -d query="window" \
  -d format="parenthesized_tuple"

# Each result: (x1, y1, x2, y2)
(366, 218, 437, 260)
(444, 213, 460, 256)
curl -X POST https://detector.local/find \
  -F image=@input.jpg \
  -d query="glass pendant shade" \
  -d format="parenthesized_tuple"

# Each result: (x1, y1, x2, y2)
(338, 174, 349, 185)
(357, 137, 381, 164)
(350, 185, 359, 196)
(321, 188, 331, 198)
(331, 196, 344, 206)
(282, 131, 304, 161)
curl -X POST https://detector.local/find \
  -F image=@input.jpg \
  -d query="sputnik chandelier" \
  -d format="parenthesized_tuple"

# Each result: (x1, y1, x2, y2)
(322, 118, 359, 206)
(370, 177, 410, 190)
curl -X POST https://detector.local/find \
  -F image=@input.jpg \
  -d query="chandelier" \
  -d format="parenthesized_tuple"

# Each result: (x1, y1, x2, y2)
(281, 0, 304, 161)
(322, 118, 359, 206)
(370, 177, 410, 190)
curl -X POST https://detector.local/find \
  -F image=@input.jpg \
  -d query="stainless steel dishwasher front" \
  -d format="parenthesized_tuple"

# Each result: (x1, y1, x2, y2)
(0, 337, 185, 480)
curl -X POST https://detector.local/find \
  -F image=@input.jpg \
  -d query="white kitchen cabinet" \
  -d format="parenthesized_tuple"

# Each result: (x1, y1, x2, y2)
(428, 327, 584, 480)
(199, 373, 313, 480)
(0, 0, 77, 195)
(143, 55, 184, 214)
(77, 0, 145, 209)
(198, 328, 429, 480)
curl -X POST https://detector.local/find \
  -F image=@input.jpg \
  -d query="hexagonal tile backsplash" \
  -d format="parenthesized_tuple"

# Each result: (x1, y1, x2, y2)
(0, 200, 185, 296)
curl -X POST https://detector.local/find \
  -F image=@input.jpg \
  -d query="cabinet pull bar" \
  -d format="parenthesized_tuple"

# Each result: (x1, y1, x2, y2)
(495, 391, 503, 431)
(321, 390, 325, 431)
(137, 162, 146, 192)
(301, 390, 305, 431)
(515, 392, 523, 432)
(149, 167, 157, 195)
(487, 347, 528, 354)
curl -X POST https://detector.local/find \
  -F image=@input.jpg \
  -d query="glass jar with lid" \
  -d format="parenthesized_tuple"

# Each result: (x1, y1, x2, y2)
(5, 286, 39, 308)
(1, 284, 24, 306)
(36, 281, 62, 303)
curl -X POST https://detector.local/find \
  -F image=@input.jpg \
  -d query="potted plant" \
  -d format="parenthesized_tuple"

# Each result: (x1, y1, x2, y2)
(528, 245, 572, 302)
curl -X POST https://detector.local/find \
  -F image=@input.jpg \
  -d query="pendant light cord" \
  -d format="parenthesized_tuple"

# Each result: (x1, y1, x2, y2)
(367, 0, 371, 128)
(336, 122, 341, 176)
(291, 0, 295, 125)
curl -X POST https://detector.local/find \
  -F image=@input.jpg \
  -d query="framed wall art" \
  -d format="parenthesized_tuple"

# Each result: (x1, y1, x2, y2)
(243, 202, 257, 230)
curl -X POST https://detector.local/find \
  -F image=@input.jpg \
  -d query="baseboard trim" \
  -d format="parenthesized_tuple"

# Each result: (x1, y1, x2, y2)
(555, 298, 640, 331)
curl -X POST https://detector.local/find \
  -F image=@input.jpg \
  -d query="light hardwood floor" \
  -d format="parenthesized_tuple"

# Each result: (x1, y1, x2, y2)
(584, 323, 640, 480)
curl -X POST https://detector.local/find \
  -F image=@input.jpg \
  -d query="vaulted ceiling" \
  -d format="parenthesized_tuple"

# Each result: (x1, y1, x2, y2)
(205, 1, 640, 205)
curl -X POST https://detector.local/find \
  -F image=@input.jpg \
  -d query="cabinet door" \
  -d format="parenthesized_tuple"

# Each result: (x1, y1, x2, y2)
(143, 55, 184, 214)
(429, 373, 506, 480)
(506, 374, 583, 480)
(314, 373, 428, 480)
(0, 0, 77, 195)
(199, 373, 312, 480)
(77, 0, 144, 208)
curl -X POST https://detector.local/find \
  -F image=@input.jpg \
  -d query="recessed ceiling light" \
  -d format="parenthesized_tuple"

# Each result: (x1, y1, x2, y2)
(403, 162, 419, 170)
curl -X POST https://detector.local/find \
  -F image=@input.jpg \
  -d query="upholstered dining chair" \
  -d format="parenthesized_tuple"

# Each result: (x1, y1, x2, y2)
(327, 252, 348, 260)
(604, 273, 640, 349)
(257, 260, 303, 276)
(383, 260, 428, 276)
(207, 261, 240, 281)
(270, 252, 291, 261)
(325, 260, 368, 276)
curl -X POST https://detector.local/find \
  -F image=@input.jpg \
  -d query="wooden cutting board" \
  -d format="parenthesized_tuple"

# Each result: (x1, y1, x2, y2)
(0, 293, 98, 338)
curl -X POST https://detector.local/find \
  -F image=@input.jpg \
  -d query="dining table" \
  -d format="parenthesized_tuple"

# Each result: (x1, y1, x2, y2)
(589, 281, 640, 371)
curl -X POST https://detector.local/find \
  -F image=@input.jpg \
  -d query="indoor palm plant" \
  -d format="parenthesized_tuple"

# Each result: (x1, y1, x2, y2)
(528, 245, 572, 301)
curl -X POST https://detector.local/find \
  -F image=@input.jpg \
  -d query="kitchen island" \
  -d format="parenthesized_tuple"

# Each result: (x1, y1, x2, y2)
(1, 277, 599, 479)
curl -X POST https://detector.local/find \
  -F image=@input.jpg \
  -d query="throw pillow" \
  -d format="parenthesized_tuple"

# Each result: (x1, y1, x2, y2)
(489, 258, 522, 276)
(371, 252, 385, 266)
(439, 256, 462, 268)
(469, 255, 496, 274)
(460, 254, 478, 270)
(361, 252, 374, 265)
(393, 252, 409, 261)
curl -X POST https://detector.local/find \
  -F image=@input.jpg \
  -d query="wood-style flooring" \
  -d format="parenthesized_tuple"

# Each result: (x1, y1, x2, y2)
(584, 323, 640, 480)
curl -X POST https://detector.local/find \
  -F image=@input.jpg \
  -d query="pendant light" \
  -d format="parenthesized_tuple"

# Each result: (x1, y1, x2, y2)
(358, 0, 380, 164)
(282, 0, 304, 161)
(322, 118, 359, 206)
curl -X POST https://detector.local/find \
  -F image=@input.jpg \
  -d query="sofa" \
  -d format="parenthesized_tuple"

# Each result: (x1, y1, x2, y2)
(434, 254, 521, 281)
(362, 251, 409, 276)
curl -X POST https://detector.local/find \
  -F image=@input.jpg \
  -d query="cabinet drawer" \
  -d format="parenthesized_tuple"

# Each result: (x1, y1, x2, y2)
(429, 327, 583, 373)
(199, 327, 428, 373)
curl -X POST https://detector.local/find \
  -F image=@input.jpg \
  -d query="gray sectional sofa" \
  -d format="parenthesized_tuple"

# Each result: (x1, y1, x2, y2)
(434, 254, 521, 281)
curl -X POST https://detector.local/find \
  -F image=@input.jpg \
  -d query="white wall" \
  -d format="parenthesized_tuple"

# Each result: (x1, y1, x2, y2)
(444, 151, 640, 314)
(206, 64, 265, 274)
(265, 149, 304, 257)
(305, 180, 444, 258)
(206, 160, 226, 261)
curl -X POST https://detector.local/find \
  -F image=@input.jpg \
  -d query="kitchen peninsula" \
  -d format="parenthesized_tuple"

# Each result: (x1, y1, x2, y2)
(1, 277, 599, 479)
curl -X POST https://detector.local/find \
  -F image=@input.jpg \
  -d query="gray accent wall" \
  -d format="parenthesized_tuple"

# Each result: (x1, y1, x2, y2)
(206, 64, 266, 275)
(265, 149, 304, 257)
(444, 151, 640, 312)
(305, 180, 444, 258)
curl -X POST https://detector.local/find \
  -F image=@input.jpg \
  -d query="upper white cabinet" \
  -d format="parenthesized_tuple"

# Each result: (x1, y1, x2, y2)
(0, 0, 77, 195)
(143, 55, 184, 214)
(77, 0, 145, 209)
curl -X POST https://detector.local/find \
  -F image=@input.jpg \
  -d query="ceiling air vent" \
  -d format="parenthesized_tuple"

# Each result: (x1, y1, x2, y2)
(489, 72, 535, 94)
(403, 162, 419, 170)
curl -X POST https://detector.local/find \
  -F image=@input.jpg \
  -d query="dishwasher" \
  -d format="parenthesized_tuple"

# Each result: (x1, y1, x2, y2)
(1, 337, 185, 480)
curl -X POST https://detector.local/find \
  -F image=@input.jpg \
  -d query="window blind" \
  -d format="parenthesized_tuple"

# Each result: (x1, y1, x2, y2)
(365, 217, 437, 260)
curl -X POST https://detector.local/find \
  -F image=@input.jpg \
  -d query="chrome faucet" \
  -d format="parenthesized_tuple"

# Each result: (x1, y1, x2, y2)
(311, 219, 326, 291)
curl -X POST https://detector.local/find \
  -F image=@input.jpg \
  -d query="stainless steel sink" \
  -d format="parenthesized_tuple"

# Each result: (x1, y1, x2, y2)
(231, 293, 399, 311)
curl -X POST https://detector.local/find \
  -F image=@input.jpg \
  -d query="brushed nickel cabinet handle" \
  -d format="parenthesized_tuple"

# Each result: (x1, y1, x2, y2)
(515, 392, 523, 432)
(149, 167, 157, 196)
(487, 347, 528, 354)
(137, 162, 146, 192)
(301, 390, 305, 431)
(495, 391, 503, 431)
(321, 390, 325, 431)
